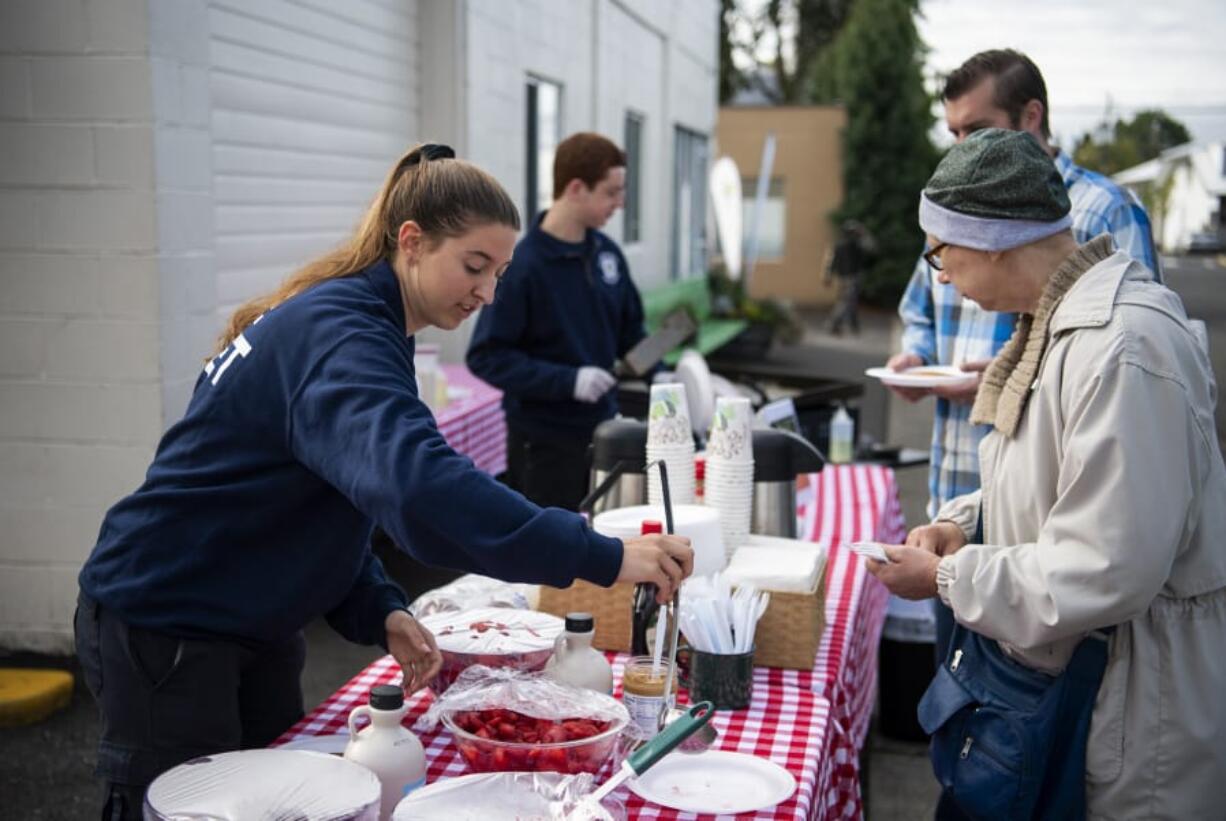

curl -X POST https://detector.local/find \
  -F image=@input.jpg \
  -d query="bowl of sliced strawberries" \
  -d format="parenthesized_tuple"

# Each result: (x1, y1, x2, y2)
(443, 706, 626, 775)
(418, 608, 565, 695)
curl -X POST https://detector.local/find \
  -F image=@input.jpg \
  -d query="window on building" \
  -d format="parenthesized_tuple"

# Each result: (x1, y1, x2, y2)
(742, 177, 787, 261)
(671, 127, 709, 280)
(525, 76, 562, 220)
(623, 112, 644, 244)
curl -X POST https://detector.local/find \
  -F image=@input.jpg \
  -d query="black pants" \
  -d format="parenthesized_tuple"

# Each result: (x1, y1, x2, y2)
(506, 426, 592, 511)
(74, 592, 306, 820)
(827, 277, 861, 334)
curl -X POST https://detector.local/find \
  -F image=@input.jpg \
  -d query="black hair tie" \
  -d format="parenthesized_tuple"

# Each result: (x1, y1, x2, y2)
(397, 143, 455, 176)
(419, 143, 455, 161)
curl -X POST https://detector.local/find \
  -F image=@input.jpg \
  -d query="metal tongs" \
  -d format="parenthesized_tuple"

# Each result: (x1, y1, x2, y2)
(645, 460, 719, 752)
(578, 458, 719, 752)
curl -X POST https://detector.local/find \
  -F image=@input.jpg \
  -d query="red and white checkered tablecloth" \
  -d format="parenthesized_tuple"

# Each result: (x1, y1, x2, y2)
(275, 654, 834, 820)
(277, 464, 904, 820)
(789, 464, 907, 818)
(434, 364, 506, 477)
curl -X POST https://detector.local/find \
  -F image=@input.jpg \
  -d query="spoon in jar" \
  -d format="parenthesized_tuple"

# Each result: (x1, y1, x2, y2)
(649, 459, 719, 753)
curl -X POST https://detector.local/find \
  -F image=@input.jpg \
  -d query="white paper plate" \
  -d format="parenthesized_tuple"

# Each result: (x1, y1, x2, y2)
(628, 750, 796, 814)
(276, 733, 349, 754)
(676, 349, 715, 436)
(865, 365, 977, 388)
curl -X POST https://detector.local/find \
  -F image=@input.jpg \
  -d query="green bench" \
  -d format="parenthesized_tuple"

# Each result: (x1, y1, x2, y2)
(641, 277, 747, 367)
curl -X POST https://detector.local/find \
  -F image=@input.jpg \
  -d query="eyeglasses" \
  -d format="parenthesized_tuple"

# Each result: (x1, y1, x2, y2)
(923, 242, 949, 271)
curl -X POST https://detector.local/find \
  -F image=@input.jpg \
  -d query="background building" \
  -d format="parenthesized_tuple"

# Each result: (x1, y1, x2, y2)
(0, 0, 718, 652)
(1115, 142, 1226, 254)
(715, 105, 847, 306)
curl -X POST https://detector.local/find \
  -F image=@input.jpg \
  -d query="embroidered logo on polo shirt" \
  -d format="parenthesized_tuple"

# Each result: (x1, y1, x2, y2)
(598, 251, 620, 285)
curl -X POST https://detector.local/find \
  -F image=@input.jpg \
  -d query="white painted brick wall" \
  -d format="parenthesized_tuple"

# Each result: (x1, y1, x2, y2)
(151, 0, 217, 429)
(0, 565, 90, 654)
(0, 0, 162, 652)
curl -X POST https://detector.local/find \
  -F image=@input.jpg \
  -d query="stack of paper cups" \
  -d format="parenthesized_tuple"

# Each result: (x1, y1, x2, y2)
(645, 382, 696, 506)
(704, 396, 754, 557)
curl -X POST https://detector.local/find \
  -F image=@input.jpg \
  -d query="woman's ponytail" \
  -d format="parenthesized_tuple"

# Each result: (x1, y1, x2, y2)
(212, 144, 518, 356)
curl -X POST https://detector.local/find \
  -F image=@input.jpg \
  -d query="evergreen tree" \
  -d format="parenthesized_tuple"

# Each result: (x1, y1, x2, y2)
(817, 0, 938, 305)
(719, 0, 742, 104)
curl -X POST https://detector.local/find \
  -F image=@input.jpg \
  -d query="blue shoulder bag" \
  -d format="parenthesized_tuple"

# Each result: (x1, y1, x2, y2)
(917, 518, 1112, 819)
(918, 623, 1110, 819)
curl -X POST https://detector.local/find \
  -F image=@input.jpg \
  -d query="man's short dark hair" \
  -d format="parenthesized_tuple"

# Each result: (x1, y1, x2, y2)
(552, 132, 626, 199)
(942, 49, 1050, 139)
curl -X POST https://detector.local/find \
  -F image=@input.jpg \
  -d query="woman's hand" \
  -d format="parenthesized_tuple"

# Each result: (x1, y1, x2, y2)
(905, 521, 969, 557)
(617, 535, 694, 605)
(865, 545, 941, 600)
(385, 609, 442, 695)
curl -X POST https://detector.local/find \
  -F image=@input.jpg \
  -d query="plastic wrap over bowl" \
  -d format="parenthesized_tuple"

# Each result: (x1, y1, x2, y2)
(443, 708, 627, 775)
(418, 608, 563, 694)
(144, 749, 380, 820)
(393, 771, 624, 820)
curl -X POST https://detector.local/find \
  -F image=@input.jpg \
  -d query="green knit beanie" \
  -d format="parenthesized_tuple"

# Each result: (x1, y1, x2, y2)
(919, 128, 1071, 252)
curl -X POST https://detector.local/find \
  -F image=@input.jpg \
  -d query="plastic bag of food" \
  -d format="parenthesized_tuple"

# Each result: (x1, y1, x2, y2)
(417, 665, 629, 731)
(409, 574, 538, 617)
(416, 608, 564, 693)
(392, 772, 624, 820)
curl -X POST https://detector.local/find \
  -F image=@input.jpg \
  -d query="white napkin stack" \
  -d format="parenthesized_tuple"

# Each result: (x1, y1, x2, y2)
(723, 536, 825, 594)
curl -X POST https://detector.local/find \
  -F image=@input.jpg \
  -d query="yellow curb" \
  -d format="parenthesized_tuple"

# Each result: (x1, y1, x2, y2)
(0, 669, 74, 727)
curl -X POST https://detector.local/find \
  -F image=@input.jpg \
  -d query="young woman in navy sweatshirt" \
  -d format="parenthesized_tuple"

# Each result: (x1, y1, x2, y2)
(75, 144, 693, 819)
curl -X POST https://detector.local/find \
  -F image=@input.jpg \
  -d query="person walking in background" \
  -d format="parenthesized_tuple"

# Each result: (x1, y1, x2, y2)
(825, 219, 875, 334)
(467, 132, 649, 511)
(880, 49, 1160, 661)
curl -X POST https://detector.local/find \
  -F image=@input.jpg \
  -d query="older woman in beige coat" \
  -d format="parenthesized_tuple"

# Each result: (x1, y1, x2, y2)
(870, 128, 1226, 819)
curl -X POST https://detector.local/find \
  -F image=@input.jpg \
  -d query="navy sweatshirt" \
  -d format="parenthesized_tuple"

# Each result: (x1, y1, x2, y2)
(79, 259, 623, 647)
(465, 214, 647, 441)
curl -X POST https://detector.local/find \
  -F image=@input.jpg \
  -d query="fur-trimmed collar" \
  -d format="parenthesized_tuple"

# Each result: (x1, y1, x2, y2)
(969, 235, 1116, 436)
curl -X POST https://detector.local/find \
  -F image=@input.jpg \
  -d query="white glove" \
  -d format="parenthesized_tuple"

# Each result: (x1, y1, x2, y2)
(573, 367, 617, 403)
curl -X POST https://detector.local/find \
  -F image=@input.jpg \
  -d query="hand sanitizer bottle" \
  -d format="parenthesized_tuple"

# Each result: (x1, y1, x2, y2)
(829, 405, 854, 464)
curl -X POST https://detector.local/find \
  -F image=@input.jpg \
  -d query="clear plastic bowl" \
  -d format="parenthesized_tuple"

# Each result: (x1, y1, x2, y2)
(442, 710, 627, 775)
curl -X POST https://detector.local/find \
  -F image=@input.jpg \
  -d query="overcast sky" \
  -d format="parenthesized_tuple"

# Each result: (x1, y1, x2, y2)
(917, 0, 1226, 146)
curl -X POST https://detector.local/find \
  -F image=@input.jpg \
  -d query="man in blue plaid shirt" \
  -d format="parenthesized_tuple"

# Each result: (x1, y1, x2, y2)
(886, 50, 1160, 660)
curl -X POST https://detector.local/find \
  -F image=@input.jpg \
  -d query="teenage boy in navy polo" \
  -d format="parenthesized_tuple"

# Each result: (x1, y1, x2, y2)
(467, 132, 647, 510)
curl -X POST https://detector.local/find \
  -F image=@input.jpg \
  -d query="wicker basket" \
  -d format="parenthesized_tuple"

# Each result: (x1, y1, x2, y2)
(537, 557, 827, 668)
(743, 558, 828, 671)
(536, 580, 635, 652)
